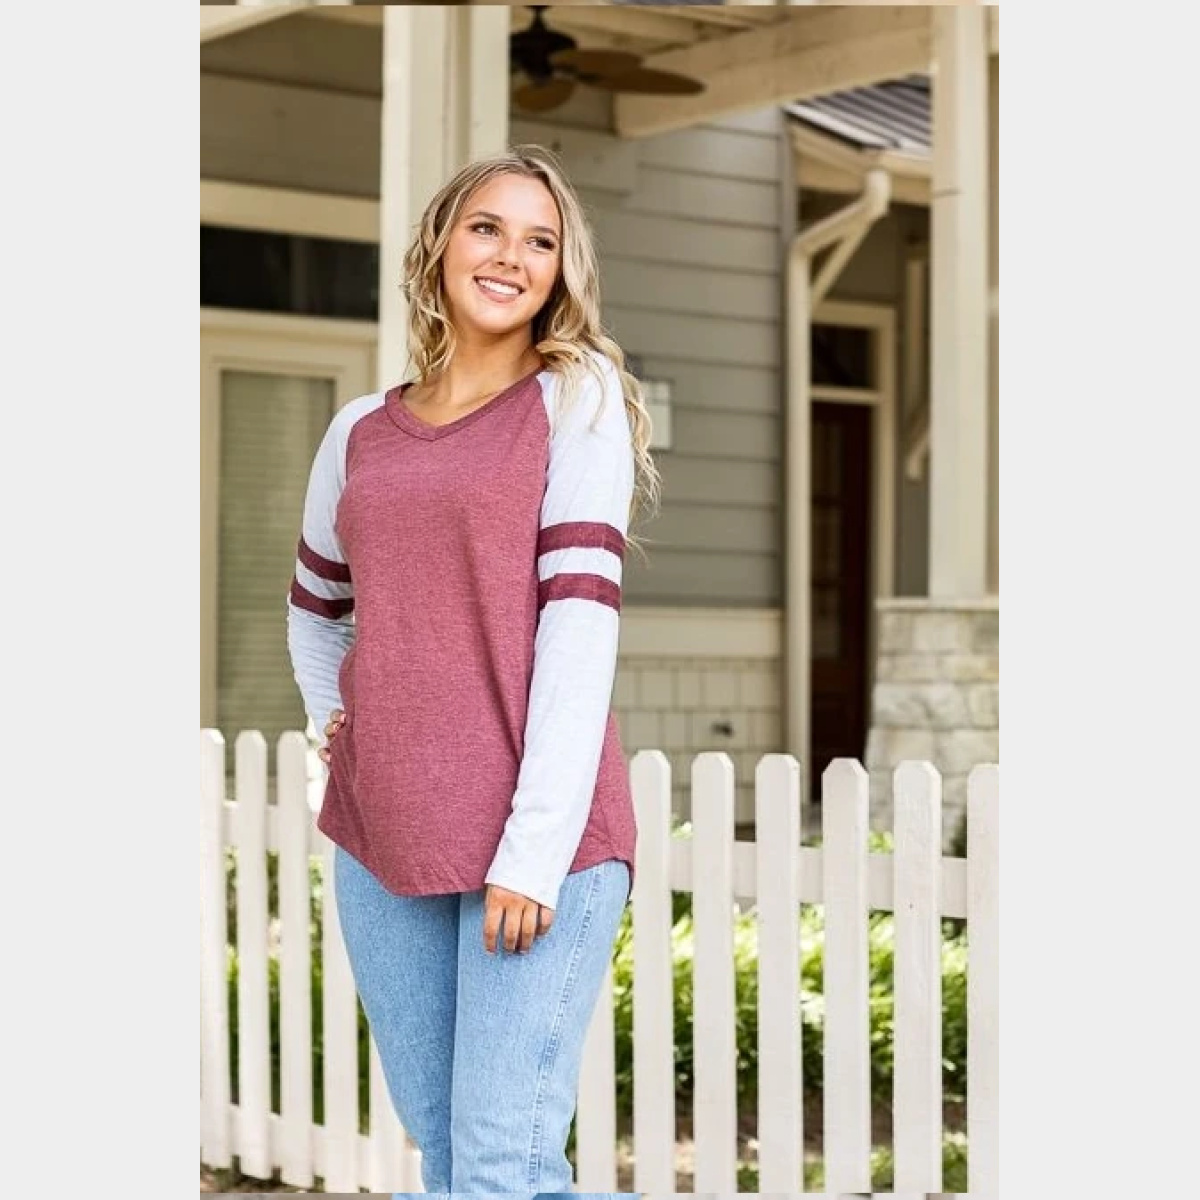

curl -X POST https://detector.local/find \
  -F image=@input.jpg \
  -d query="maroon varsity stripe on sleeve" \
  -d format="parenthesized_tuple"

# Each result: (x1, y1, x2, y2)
(297, 536, 353, 583)
(538, 573, 621, 613)
(537, 521, 625, 560)
(290, 579, 355, 620)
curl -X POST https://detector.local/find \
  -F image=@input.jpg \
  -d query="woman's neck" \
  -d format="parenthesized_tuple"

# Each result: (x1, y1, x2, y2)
(426, 343, 544, 407)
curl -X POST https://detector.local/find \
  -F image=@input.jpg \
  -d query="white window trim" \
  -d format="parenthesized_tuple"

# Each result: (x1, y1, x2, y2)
(201, 179, 379, 244)
(200, 317, 378, 728)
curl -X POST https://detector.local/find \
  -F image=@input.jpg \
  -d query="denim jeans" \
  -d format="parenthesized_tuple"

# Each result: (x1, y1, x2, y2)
(333, 846, 638, 1200)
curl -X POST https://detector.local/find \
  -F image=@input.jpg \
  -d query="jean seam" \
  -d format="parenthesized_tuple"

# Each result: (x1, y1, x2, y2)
(525, 864, 604, 1190)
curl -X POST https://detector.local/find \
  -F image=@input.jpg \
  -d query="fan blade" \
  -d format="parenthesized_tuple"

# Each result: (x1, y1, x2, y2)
(513, 76, 577, 113)
(549, 47, 643, 78)
(590, 67, 706, 97)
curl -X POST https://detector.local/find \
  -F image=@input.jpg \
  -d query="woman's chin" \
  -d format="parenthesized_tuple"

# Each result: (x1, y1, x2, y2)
(463, 307, 528, 334)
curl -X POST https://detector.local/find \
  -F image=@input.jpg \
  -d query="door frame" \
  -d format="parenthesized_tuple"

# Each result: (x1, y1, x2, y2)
(200, 308, 377, 729)
(810, 299, 896, 701)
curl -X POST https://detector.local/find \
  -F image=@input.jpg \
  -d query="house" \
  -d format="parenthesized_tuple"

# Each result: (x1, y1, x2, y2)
(200, 1, 998, 849)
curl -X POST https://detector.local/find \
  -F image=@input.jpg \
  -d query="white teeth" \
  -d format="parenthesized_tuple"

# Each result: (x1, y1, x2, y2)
(476, 278, 520, 297)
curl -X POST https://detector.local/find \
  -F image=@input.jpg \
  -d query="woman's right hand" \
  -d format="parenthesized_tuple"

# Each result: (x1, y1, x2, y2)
(318, 708, 347, 765)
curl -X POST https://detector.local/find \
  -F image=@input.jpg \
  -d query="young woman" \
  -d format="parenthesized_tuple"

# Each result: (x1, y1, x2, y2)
(286, 145, 660, 1198)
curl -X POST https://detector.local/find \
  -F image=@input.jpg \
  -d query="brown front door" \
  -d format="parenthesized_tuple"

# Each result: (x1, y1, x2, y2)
(810, 402, 872, 801)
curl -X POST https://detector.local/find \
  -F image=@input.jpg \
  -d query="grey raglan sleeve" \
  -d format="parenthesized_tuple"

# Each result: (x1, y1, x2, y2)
(483, 353, 635, 911)
(285, 406, 358, 739)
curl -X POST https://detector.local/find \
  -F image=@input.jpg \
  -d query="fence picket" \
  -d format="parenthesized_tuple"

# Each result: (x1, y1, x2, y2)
(199, 730, 231, 1168)
(234, 731, 271, 1179)
(630, 749, 676, 1195)
(968, 764, 1000, 1200)
(822, 757, 872, 1194)
(691, 751, 739, 1194)
(892, 760, 943, 1191)
(577, 961, 619, 1189)
(366, 1035, 405, 1190)
(277, 732, 314, 1187)
(754, 753, 804, 1193)
(319, 834, 361, 1191)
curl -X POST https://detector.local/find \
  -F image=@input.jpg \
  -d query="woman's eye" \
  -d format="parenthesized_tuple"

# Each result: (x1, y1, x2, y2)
(470, 222, 556, 251)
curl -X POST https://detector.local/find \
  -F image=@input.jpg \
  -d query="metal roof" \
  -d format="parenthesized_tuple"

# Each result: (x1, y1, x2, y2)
(783, 74, 930, 158)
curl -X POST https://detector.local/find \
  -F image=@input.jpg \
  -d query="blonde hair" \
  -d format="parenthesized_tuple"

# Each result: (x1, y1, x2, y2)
(399, 144, 662, 560)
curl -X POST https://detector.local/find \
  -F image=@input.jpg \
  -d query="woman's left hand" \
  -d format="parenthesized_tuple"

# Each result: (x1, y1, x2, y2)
(483, 884, 554, 954)
(317, 708, 346, 765)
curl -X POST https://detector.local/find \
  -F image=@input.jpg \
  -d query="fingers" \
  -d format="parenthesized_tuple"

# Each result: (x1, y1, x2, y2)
(517, 902, 539, 953)
(482, 896, 502, 954)
(482, 886, 554, 955)
(319, 710, 347, 764)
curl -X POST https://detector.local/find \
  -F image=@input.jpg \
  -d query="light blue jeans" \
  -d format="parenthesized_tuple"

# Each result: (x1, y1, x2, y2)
(333, 846, 638, 1200)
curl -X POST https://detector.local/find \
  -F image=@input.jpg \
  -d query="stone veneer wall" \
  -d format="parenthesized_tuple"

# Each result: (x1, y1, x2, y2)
(611, 656, 783, 829)
(864, 597, 999, 850)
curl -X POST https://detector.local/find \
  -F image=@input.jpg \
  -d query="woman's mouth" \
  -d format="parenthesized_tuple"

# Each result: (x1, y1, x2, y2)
(474, 276, 523, 304)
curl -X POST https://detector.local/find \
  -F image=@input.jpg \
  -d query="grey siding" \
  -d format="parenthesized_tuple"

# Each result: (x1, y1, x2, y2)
(200, 73, 380, 197)
(516, 102, 787, 608)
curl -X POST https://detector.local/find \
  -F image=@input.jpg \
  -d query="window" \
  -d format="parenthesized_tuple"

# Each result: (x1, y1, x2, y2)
(811, 323, 873, 389)
(201, 225, 379, 319)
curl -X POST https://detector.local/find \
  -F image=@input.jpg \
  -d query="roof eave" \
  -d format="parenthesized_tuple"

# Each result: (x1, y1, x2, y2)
(787, 116, 931, 207)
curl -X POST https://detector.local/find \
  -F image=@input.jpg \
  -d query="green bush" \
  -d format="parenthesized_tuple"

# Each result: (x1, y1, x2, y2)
(608, 824, 969, 1115)
(224, 851, 373, 1130)
(770, 1128, 968, 1193)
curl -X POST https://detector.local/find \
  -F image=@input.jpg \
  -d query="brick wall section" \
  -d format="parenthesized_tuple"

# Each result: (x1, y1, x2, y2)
(864, 598, 999, 850)
(613, 656, 783, 827)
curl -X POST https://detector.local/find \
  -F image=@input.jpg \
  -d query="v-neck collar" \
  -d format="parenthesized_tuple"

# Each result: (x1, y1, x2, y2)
(385, 364, 547, 442)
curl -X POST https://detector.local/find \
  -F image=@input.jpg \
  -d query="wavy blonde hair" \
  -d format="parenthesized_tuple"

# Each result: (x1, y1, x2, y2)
(399, 144, 662, 560)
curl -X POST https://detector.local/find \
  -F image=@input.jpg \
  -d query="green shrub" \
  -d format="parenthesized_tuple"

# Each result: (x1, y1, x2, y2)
(224, 851, 373, 1129)
(607, 823, 969, 1114)
(783, 1129, 968, 1193)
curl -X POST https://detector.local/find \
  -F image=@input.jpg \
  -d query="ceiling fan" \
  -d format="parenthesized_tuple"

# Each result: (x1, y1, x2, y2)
(510, 5, 706, 114)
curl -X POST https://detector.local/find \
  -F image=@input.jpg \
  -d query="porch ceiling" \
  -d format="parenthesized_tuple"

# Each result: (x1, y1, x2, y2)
(306, 2, 795, 55)
(199, 4, 307, 45)
(203, 3, 996, 140)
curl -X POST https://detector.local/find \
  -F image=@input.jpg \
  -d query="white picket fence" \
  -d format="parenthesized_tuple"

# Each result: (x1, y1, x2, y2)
(200, 729, 998, 1198)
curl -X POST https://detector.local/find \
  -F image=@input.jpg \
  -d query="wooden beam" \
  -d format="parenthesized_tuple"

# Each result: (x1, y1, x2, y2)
(789, 122, 931, 205)
(790, 121, 929, 179)
(616, 6, 932, 139)
(512, 5, 709, 45)
(653, 5, 782, 31)
(199, 6, 299, 45)
(298, 4, 380, 28)
(798, 156, 931, 207)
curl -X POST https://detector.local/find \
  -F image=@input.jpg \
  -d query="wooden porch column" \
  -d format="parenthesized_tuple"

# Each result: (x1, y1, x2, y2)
(929, 7, 989, 597)
(987, 51, 999, 595)
(376, 4, 511, 387)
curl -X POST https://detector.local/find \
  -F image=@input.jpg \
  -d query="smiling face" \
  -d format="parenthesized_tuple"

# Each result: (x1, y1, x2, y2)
(441, 172, 563, 341)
